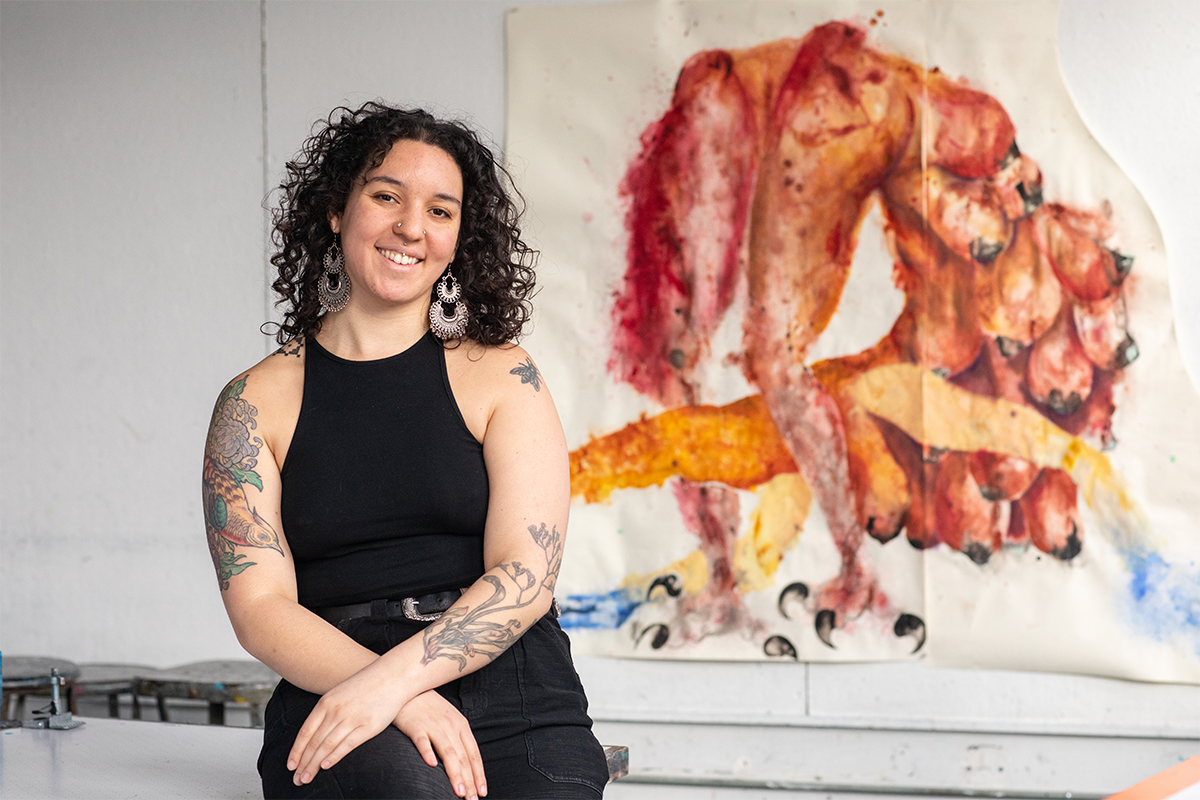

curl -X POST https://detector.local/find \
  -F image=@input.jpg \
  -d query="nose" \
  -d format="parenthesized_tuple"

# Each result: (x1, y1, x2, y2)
(395, 217, 425, 240)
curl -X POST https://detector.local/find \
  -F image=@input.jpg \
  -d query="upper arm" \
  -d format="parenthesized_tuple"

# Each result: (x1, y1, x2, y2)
(202, 367, 298, 622)
(478, 348, 570, 585)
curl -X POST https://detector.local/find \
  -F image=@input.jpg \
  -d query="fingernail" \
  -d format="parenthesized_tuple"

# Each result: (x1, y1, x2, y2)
(480, 784, 487, 796)
(287, 760, 296, 770)
(302, 772, 311, 784)
(322, 760, 331, 769)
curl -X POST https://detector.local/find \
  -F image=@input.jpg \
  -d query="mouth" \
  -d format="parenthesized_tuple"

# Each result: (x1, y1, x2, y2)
(378, 247, 420, 266)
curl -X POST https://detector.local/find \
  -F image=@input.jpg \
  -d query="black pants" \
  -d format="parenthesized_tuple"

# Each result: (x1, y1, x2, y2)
(258, 609, 608, 799)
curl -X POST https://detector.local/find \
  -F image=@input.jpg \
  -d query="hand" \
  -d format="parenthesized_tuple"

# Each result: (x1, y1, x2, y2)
(394, 690, 487, 799)
(286, 661, 405, 787)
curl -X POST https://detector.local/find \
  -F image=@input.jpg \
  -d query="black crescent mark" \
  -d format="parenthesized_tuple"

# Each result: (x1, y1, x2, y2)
(636, 623, 670, 650)
(893, 613, 926, 654)
(777, 582, 809, 620)
(648, 574, 683, 600)
(815, 609, 837, 649)
(763, 635, 798, 660)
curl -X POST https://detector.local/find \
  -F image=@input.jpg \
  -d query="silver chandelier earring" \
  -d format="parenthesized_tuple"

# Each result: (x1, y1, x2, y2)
(429, 265, 468, 340)
(318, 237, 350, 313)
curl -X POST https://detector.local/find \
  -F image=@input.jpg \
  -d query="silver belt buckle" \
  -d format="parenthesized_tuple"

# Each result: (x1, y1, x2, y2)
(402, 596, 444, 622)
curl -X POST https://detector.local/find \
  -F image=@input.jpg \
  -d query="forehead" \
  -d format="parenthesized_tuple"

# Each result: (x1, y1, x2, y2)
(364, 139, 463, 193)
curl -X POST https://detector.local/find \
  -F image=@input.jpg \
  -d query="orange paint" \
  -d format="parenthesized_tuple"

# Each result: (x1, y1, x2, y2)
(569, 396, 796, 503)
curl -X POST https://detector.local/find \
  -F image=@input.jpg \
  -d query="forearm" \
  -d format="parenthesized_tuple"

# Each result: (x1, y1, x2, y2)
(227, 592, 380, 695)
(370, 524, 563, 709)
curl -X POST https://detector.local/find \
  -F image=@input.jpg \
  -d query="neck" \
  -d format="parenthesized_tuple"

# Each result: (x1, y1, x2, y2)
(315, 301, 433, 361)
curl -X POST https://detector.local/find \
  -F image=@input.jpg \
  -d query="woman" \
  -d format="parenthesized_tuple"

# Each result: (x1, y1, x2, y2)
(202, 103, 608, 799)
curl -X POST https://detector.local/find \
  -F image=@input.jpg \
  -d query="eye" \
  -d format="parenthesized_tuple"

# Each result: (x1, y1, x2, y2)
(374, 193, 399, 204)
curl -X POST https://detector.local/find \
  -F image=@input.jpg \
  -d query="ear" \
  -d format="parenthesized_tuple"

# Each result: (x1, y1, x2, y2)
(328, 210, 341, 235)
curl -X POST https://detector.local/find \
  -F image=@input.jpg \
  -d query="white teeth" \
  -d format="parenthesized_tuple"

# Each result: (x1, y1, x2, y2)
(379, 249, 419, 265)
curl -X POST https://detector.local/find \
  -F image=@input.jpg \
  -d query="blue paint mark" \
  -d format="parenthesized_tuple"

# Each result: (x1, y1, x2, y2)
(559, 589, 641, 629)
(1128, 551, 1167, 602)
(1120, 546, 1200, 655)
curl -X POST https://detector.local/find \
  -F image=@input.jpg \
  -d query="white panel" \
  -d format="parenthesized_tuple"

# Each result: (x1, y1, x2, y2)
(0, 0, 265, 663)
(577, 657, 810, 724)
(807, 661, 1200, 737)
(591, 720, 1199, 797)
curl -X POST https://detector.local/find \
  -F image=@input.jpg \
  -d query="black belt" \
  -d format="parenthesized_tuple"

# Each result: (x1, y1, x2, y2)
(313, 592, 562, 624)
(314, 590, 465, 624)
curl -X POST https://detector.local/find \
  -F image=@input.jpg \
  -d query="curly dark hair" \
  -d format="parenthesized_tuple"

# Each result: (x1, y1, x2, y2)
(268, 102, 537, 345)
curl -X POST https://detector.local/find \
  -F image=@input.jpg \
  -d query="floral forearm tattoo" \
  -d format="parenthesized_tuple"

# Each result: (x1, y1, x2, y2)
(202, 376, 283, 589)
(420, 523, 563, 671)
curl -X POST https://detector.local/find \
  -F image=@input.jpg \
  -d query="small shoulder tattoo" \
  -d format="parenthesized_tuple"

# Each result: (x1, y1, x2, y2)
(509, 356, 542, 392)
(273, 339, 303, 359)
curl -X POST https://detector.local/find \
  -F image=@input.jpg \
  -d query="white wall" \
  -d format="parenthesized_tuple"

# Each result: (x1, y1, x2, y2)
(2, 1, 1198, 795)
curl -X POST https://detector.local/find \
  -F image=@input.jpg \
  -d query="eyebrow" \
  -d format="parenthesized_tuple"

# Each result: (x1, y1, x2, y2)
(365, 175, 462, 206)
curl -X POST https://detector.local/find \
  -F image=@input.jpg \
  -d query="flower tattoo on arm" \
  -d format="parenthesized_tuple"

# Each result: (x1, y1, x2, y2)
(202, 376, 283, 589)
(420, 523, 563, 670)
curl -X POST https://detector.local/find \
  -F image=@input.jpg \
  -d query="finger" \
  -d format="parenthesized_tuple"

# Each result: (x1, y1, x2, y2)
(1072, 294, 1138, 371)
(1025, 306, 1094, 416)
(1053, 368, 1117, 450)
(411, 731, 439, 768)
(968, 451, 1038, 501)
(923, 68, 1015, 179)
(1020, 467, 1082, 561)
(1035, 204, 1129, 301)
(884, 165, 1010, 264)
(977, 216, 1061, 350)
(992, 151, 1043, 220)
(436, 740, 472, 799)
(312, 724, 372, 775)
(287, 706, 328, 772)
(461, 729, 487, 797)
(296, 720, 353, 785)
(933, 451, 1006, 565)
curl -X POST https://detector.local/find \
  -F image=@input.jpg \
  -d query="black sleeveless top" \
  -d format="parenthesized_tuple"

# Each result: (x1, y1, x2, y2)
(280, 332, 489, 608)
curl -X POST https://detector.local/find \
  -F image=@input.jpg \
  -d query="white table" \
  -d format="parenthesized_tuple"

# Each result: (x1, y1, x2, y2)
(0, 716, 261, 798)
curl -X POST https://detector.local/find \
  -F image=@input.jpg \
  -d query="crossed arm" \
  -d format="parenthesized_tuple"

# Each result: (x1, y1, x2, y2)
(203, 344, 569, 799)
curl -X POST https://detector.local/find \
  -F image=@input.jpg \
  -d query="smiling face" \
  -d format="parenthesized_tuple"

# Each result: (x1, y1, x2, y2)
(329, 138, 464, 315)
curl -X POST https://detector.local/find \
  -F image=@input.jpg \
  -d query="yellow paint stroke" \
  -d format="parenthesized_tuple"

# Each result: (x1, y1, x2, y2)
(570, 396, 797, 503)
(735, 473, 812, 593)
(846, 363, 1156, 553)
(618, 550, 709, 598)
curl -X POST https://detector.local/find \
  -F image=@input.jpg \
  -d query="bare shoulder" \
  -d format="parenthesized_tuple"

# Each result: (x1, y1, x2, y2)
(209, 337, 307, 467)
(444, 341, 552, 398)
(444, 341, 559, 442)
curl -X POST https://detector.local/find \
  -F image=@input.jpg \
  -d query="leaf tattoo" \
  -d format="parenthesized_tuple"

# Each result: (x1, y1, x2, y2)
(420, 523, 563, 671)
(203, 376, 282, 589)
(509, 357, 542, 392)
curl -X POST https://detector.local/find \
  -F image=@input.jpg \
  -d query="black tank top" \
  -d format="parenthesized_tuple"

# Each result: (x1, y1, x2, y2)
(280, 331, 489, 608)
